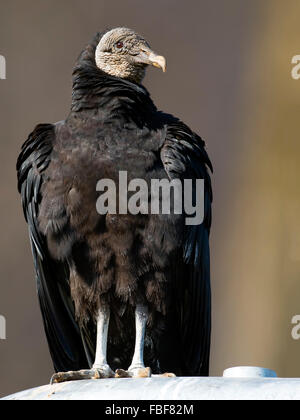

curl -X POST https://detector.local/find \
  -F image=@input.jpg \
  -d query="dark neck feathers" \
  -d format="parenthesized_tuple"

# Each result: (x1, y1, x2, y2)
(70, 32, 157, 127)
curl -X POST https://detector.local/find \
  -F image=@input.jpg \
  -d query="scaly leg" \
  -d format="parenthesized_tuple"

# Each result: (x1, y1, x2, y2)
(51, 304, 114, 384)
(92, 303, 114, 377)
(115, 304, 151, 378)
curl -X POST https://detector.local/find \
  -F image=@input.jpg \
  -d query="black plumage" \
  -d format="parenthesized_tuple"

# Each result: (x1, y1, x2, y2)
(17, 31, 213, 377)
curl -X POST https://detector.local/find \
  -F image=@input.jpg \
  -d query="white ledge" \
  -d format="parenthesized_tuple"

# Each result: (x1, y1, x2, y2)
(2, 376, 300, 400)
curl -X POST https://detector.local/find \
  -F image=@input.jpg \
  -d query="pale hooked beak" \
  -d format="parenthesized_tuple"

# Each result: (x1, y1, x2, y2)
(134, 48, 167, 73)
(147, 52, 167, 73)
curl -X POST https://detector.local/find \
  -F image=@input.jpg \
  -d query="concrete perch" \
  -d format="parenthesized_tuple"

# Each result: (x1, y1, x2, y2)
(2, 376, 300, 400)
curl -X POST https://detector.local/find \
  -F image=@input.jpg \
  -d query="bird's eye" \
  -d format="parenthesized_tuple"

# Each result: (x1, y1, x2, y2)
(116, 41, 124, 49)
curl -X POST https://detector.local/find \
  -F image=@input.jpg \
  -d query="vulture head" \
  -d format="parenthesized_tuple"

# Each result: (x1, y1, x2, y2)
(95, 27, 166, 83)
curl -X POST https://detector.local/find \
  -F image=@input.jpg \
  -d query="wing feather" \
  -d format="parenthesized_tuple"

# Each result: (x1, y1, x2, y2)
(161, 120, 212, 375)
(17, 123, 94, 372)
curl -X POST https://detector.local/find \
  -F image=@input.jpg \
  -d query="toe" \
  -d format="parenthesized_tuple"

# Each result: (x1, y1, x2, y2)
(153, 372, 176, 378)
(50, 368, 112, 384)
(115, 369, 132, 378)
(115, 367, 151, 378)
(134, 367, 151, 378)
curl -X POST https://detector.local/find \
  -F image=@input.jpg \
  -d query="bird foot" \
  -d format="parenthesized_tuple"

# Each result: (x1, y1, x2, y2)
(92, 363, 115, 378)
(50, 366, 114, 384)
(115, 366, 151, 378)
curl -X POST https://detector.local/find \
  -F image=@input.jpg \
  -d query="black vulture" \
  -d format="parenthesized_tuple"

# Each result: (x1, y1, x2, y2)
(17, 28, 213, 382)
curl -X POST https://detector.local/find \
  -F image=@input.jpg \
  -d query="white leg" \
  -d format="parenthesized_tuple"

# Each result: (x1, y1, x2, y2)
(128, 304, 149, 372)
(92, 304, 114, 377)
(50, 304, 114, 383)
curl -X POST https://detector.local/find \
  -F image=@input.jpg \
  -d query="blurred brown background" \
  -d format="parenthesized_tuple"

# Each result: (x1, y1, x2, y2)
(0, 0, 300, 397)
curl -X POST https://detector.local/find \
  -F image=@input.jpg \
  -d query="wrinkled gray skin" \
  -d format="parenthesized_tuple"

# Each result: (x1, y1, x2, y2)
(95, 27, 166, 83)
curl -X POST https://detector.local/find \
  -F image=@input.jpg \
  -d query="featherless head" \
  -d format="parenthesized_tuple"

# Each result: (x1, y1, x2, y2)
(95, 27, 166, 83)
